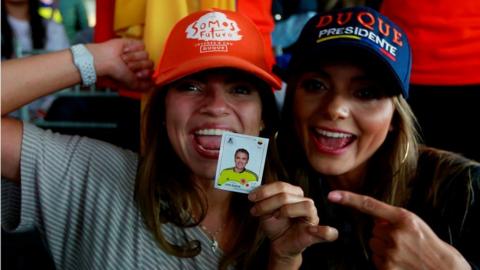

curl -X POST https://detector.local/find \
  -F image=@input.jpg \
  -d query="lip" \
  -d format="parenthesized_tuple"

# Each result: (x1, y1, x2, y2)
(190, 124, 236, 159)
(192, 138, 221, 159)
(309, 126, 356, 155)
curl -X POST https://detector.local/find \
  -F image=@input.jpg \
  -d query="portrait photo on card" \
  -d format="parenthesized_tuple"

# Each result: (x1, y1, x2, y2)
(215, 132, 269, 194)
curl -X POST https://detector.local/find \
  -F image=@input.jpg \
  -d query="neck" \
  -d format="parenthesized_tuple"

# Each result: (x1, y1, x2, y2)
(195, 176, 234, 252)
(6, 2, 29, 21)
(195, 176, 232, 220)
(234, 167, 245, 173)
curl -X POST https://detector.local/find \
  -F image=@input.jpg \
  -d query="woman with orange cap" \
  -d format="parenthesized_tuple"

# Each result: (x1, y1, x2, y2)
(1, 9, 331, 269)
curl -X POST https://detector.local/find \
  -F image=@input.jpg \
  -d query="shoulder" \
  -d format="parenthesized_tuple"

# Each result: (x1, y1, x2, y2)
(244, 169, 258, 178)
(220, 167, 234, 173)
(413, 146, 480, 219)
(408, 148, 480, 252)
(417, 147, 480, 181)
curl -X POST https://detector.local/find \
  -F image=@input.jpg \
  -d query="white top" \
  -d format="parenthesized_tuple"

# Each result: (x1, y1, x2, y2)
(7, 15, 70, 55)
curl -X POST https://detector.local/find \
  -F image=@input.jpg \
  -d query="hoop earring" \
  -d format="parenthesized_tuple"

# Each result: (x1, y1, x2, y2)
(401, 141, 410, 164)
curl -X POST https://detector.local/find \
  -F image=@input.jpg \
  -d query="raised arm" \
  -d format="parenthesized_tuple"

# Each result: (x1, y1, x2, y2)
(1, 38, 153, 182)
(1, 39, 151, 115)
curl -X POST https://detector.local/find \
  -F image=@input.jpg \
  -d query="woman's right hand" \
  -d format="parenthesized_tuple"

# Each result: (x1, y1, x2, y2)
(87, 38, 154, 91)
(248, 182, 339, 269)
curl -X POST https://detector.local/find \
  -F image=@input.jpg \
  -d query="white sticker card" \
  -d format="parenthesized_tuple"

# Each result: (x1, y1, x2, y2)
(214, 132, 269, 194)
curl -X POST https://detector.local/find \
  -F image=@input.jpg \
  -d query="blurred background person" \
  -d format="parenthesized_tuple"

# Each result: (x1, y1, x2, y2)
(1, 0, 70, 121)
(1, 0, 70, 59)
(381, 0, 480, 162)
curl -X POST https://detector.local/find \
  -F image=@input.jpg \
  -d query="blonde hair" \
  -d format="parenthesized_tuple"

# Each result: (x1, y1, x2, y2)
(367, 96, 420, 206)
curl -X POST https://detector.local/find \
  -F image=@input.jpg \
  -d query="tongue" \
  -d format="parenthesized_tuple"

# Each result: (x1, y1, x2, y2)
(195, 135, 222, 150)
(317, 136, 351, 149)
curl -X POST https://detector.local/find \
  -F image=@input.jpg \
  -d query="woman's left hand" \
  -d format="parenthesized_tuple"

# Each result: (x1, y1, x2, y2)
(328, 190, 471, 270)
(249, 182, 338, 269)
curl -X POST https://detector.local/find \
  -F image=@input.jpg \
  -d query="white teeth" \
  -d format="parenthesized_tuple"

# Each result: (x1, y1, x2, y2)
(195, 129, 230, 136)
(315, 129, 353, 138)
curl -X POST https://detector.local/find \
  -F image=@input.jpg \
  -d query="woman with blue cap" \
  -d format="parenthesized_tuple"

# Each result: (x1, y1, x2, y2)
(275, 6, 480, 269)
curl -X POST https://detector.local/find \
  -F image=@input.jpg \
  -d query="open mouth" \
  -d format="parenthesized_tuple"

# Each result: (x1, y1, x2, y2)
(193, 129, 232, 158)
(311, 128, 356, 154)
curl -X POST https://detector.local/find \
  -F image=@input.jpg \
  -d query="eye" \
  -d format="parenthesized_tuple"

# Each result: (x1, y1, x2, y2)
(354, 86, 386, 100)
(174, 80, 202, 92)
(230, 84, 257, 95)
(300, 78, 328, 93)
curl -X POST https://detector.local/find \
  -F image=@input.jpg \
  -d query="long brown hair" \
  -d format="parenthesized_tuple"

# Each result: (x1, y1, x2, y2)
(134, 68, 282, 269)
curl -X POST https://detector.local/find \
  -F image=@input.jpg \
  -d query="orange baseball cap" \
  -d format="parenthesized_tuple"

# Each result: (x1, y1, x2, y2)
(152, 9, 282, 90)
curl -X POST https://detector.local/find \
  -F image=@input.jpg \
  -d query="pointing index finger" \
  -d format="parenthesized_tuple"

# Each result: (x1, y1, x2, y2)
(328, 190, 406, 224)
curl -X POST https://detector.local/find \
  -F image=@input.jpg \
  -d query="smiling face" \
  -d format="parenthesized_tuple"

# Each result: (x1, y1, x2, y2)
(234, 150, 249, 172)
(293, 62, 395, 187)
(164, 69, 263, 181)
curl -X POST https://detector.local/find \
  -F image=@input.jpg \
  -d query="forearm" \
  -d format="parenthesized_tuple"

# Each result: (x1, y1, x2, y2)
(1, 49, 81, 115)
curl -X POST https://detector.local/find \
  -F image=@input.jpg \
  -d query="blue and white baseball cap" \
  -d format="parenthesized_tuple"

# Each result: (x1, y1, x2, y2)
(288, 6, 412, 98)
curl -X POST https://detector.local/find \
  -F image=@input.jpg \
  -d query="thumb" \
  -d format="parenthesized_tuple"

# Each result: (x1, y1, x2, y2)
(307, 225, 339, 244)
(286, 225, 338, 255)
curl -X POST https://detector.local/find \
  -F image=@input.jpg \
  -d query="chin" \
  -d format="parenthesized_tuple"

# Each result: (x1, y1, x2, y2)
(309, 157, 347, 176)
(315, 166, 346, 176)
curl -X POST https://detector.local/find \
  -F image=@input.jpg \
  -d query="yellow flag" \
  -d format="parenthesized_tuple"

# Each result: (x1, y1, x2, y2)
(114, 0, 146, 39)
(144, 1, 189, 65)
(200, 0, 236, 10)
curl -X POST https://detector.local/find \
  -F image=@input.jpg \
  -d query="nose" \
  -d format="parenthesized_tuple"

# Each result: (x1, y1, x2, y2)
(323, 94, 350, 120)
(200, 87, 230, 116)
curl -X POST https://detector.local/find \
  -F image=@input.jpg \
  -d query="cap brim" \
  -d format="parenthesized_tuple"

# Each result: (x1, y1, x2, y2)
(153, 55, 282, 90)
(289, 41, 407, 97)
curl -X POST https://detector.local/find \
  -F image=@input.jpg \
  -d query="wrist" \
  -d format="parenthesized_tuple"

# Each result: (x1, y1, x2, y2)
(268, 251, 302, 270)
(70, 44, 96, 87)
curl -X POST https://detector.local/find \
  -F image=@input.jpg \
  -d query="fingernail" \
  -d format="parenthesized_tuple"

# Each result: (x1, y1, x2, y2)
(330, 228, 339, 240)
(250, 207, 257, 215)
(328, 191, 342, 202)
(248, 193, 256, 201)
